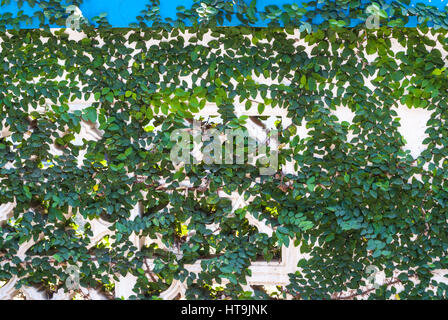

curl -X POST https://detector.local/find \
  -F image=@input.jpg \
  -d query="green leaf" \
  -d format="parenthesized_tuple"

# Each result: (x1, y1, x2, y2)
(23, 185, 32, 199)
(190, 51, 198, 61)
(206, 194, 219, 205)
(105, 92, 114, 103)
(306, 177, 315, 192)
(53, 254, 63, 263)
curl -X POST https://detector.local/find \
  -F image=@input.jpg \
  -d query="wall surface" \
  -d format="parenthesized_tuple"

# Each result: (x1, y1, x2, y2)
(0, 25, 447, 300)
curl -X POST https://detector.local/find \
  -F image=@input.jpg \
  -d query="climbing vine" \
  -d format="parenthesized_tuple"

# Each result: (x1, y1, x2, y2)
(1, 0, 448, 300)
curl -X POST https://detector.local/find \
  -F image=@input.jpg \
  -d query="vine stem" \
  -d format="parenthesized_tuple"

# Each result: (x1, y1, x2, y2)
(335, 274, 419, 300)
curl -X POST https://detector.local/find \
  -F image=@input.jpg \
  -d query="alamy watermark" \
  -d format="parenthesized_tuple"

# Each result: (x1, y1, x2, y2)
(65, 265, 80, 290)
(170, 120, 278, 175)
(73, 213, 86, 234)
(365, 3, 384, 29)
(65, 5, 85, 31)
(366, 265, 381, 289)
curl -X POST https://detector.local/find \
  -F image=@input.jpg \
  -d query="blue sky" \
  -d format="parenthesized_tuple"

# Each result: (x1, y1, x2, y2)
(0, 0, 446, 28)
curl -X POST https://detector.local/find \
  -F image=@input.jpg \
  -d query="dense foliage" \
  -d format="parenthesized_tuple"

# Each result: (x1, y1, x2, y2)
(1, 0, 448, 300)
